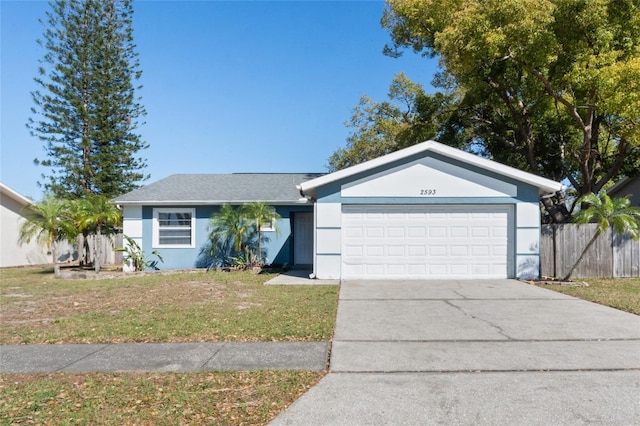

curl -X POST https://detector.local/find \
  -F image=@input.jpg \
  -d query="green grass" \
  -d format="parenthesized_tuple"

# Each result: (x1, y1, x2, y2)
(0, 266, 338, 344)
(0, 371, 324, 425)
(0, 266, 335, 424)
(535, 277, 640, 315)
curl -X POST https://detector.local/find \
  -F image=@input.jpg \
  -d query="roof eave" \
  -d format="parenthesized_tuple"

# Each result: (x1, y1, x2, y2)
(0, 183, 34, 207)
(299, 140, 564, 196)
(112, 199, 312, 206)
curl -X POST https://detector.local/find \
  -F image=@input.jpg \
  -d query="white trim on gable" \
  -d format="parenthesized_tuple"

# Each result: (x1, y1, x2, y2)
(341, 156, 518, 198)
(299, 140, 563, 198)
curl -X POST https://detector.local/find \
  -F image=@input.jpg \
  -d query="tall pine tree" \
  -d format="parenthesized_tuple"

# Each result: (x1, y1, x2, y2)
(29, 0, 148, 199)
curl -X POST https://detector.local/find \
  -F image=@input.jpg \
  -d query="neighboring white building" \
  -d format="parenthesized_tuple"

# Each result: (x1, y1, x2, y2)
(0, 183, 50, 267)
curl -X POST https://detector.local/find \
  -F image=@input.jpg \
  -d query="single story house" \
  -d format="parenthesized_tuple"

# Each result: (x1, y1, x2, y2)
(113, 140, 563, 280)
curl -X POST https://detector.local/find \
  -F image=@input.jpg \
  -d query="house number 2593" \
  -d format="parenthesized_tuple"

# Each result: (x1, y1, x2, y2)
(419, 189, 437, 196)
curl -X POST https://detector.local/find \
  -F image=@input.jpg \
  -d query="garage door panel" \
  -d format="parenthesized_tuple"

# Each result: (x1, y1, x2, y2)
(344, 246, 363, 256)
(387, 246, 405, 256)
(387, 227, 404, 238)
(408, 246, 426, 256)
(342, 205, 513, 279)
(344, 227, 362, 238)
(408, 227, 426, 238)
(471, 246, 490, 256)
(450, 264, 469, 275)
(493, 246, 507, 256)
(450, 246, 468, 256)
(429, 227, 447, 237)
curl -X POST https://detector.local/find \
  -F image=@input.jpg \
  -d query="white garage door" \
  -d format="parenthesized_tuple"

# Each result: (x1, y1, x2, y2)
(342, 205, 513, 279)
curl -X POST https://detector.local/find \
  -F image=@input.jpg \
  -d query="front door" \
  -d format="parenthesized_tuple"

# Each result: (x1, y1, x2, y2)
(293, 212, 313, 265)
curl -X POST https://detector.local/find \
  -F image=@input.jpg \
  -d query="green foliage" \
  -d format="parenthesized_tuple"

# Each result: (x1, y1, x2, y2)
(207, 203, 281, 268)
(230, 246, 260, 269)
(328, 73, 462, 171)
(19, 196, 75, 248)
(372, 0, 640, 205)
(18, 196, 75, 277)
(573, 193, 640, 240)
(76, 194, 122, 273)
(563, 192, 640, 279)
(116, 235, 164, 272)
(29, 0, 148, 199)
(19, 195, 125, 275)
(208, 204, 252, 259)
(243, 201, 281, 265)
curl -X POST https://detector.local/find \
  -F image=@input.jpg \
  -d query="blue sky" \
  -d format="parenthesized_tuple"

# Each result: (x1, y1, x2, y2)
(1, 0, 438, 200)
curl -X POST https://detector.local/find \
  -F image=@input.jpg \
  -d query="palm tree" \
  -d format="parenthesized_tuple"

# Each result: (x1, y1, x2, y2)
(208, 204, 251, 260)
(68, 198, 90, 266)
(562, 192, 640, 280)
(78, 195, 122, 273)
(243, 202, 281, 265)
(19, 196, 75, 277)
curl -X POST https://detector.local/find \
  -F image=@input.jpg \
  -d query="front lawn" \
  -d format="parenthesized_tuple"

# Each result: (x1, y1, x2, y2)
(0, 266, 338, 344)
(534, 277, 640, 315)
(0, 371, 323, 425)
(0, 266, 337, 424)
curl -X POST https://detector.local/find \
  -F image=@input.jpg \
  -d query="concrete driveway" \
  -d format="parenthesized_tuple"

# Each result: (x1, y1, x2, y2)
(271, 279, 640, 425)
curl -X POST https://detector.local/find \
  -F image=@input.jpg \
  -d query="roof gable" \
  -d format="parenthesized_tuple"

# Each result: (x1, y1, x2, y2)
(341, 156, 517, 198)
(299, 140, 563, 198)
(112, 173, 324, 205)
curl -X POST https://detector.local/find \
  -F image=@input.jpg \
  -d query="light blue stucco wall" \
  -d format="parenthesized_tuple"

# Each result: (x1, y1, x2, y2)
(137, 204, 313, 270)
(312, 151, 545, 279)
(315, 151, 540, 204)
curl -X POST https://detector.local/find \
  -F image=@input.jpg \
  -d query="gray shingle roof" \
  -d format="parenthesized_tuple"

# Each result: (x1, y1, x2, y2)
(112, 173, 325, 205)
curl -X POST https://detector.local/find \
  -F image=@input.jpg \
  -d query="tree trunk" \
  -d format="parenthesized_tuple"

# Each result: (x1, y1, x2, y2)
(541, 192, 570, 223)
(94, 228, 102, 274)
(562, 229, 601, 281)
(257, 226, 262, 266)
(78, 233, 85, 266)
(52, 243, 60, 278)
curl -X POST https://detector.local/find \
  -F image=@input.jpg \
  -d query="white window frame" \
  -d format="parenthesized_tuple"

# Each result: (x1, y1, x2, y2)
(261, 218, 276, 232)
(152, 208, 196, 248)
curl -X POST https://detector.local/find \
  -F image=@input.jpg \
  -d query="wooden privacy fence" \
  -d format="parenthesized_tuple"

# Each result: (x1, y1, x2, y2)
(56, 233, 124, 266)
(541, 224, 640, 278)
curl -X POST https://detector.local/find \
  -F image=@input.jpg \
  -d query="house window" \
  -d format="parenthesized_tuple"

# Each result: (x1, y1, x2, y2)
(153, 208, 195, 248)
(261, 219, 276, 232)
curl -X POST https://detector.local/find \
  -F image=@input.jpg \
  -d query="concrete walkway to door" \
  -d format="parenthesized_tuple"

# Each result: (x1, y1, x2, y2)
(270, 279, 640, 425)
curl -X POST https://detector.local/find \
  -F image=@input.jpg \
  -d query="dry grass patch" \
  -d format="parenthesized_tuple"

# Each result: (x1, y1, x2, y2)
(0, 266, 338, 344)
(0, 370, 323, 425)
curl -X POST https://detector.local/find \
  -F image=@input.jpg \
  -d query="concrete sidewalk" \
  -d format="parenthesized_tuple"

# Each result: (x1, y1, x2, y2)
(270, 280, 640, 425)
(264, 269, 340, 285)
(0, 341, 330, 373)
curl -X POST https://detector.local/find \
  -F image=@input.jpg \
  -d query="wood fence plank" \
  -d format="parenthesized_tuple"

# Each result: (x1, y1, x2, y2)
(541, 224, 639, 278)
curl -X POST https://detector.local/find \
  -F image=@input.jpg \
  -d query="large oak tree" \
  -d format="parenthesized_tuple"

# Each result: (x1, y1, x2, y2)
(330, 0, 640, 218)
(384, 0, 640, 200)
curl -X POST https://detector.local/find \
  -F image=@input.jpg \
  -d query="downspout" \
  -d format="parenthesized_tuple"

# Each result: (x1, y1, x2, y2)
(296, 184, 317, 279)
(310, 202, 317, 279)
